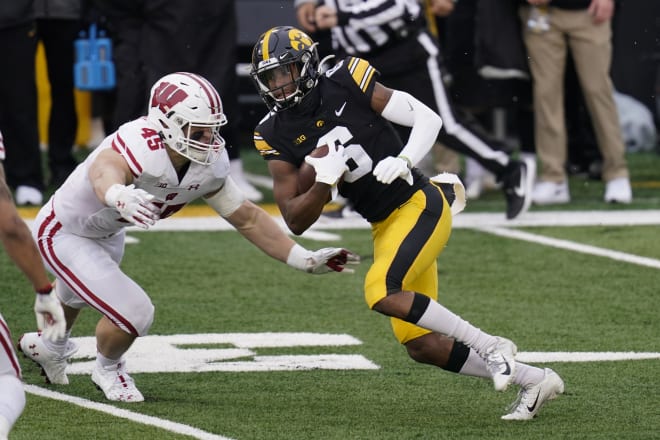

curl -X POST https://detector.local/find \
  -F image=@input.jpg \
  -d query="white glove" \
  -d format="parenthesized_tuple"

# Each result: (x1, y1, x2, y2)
(104, 183, 160, 229)
(287, 244, 360, 274)
(373, 156, 413, 185)
(304, 144, 348, 186)
(34, 289, 66, 341)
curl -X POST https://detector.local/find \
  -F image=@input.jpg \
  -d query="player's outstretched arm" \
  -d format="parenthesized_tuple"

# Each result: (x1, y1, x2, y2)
(221, 198, 359, 274)
(0, 164, 66, 340)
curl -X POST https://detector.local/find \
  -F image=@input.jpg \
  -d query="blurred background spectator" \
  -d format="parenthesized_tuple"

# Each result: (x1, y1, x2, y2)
(33, 0, 82, 189)
(520, 0, 632, 205)
(0, 1, 44, 205)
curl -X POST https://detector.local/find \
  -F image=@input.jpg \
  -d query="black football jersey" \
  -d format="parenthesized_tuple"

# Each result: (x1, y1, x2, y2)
(253, 56, 426, 223)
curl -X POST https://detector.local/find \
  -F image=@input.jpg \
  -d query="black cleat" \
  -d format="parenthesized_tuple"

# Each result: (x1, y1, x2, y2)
(501, 157, 536, 220)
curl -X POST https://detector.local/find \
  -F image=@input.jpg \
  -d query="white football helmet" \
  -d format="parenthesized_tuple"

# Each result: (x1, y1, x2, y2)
(147, 72, 228, 164)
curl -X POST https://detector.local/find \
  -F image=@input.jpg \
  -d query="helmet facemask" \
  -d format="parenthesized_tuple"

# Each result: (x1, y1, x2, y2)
(165, 114, 227, 165)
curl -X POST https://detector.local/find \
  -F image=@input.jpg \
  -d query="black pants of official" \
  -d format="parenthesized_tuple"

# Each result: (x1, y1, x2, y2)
(0, 22, 43, 190)
(37, 18, 80, 187)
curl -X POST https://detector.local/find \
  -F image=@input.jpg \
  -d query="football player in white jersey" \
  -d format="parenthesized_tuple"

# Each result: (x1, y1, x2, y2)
(18, 72, 359, 403)
(0, 130, 66, 439)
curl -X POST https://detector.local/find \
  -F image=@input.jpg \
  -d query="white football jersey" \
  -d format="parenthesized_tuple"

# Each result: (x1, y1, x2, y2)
(51, 117, 230, 237)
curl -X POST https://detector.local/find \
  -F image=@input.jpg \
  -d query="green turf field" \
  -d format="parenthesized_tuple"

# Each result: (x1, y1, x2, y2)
(1, 150, 659, 439)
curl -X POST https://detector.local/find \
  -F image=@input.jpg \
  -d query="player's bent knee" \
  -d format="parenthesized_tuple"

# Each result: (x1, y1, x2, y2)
(131, 301, 155, 337)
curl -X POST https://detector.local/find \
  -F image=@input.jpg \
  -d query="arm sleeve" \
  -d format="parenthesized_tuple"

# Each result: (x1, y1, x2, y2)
(205, 176, 247, 218)
(380, 89, 443, 167)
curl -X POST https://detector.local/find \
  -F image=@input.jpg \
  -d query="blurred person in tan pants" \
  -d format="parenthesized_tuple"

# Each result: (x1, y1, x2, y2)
(520, 0, 632, 205)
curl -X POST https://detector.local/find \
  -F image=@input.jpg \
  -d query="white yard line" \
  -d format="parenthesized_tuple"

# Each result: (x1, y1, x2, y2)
(24, 385, 234, 440)
(475, 226, 660, 269)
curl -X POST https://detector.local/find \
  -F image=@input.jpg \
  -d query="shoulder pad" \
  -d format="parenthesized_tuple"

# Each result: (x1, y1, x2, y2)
(326, 57, 377, 94)
(112, 119, 169, 177)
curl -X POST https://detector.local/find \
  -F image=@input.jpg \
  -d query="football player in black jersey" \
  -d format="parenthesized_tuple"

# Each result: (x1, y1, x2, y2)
(250, 26, 564, 420)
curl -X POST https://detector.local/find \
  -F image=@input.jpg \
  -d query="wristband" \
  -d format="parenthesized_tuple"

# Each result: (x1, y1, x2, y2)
(286, 243, 311, 271)
(36, 285, 53, 295)
(104, 183, 125, 207)
(398, 155, 412, 169)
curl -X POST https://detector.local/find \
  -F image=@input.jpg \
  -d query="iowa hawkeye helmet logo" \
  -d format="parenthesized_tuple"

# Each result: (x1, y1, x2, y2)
(288, 29, 312, 51)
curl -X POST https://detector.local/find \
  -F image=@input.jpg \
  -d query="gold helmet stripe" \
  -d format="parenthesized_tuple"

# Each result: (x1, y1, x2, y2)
(261, 28, 277, 60)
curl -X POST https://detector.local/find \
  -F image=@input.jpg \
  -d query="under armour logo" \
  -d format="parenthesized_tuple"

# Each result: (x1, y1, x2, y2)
(187, 184, 200, 191)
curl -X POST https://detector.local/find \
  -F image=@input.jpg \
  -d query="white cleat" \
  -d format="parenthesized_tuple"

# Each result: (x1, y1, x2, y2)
(484, 337, 517, 392)
(501, 368, 565, 420)
(604, 177, 632, 204)
(18, 332, 78, 385)
(15, 185, 43, 206)
(92, 360, 144, 402)
(532, 181, 570, 205)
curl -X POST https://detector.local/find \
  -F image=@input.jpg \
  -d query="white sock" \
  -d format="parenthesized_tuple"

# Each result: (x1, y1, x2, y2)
(96, 351, 121, 369)
(0, 375, 25, 435)
(416, 300, 497, 355)
(513, 363, 545, 388)
(456, 348, 546, 387)
(457, 348, 491, 378)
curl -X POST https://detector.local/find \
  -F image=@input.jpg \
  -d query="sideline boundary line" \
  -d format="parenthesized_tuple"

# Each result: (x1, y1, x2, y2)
(24, 385, 234, 440)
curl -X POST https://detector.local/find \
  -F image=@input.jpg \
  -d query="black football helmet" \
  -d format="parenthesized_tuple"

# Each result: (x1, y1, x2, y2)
(250, 26, 320, 111)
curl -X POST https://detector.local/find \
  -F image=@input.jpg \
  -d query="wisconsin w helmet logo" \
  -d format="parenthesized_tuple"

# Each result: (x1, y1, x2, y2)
(151, 82, 188, 113)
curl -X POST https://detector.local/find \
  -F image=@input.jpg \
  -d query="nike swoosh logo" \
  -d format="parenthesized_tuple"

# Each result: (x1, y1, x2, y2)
(502, 362, 511, 376)
(513, 182, 525, 197)
(334, 102, 347, 117)
(527, 391, 541, 412)
(513, 166, 527, 197)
